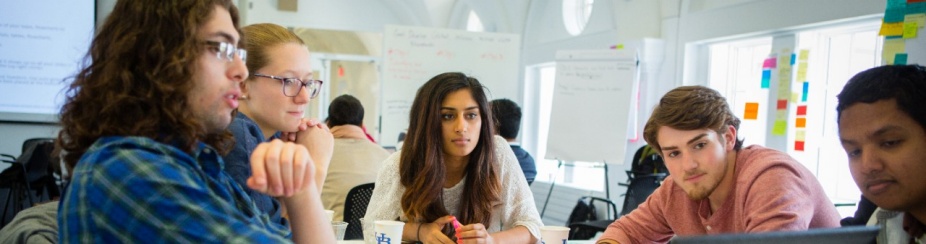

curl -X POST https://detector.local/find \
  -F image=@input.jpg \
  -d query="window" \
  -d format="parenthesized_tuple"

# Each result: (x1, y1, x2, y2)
(705, 20, 882, 217)
(466, 10, 484, 32)
(562, 0, 594, 36)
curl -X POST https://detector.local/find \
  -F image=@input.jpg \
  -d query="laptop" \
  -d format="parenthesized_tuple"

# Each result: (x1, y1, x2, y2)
(669, 226, 880, 244)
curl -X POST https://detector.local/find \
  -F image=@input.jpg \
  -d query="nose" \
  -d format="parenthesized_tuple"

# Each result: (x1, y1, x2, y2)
(858, 147, 884, 174)
(228, 55, 248, 83)
(454, 115, 467, 133)
(681, 153, 698, 172)
(293, 84, 310, 104)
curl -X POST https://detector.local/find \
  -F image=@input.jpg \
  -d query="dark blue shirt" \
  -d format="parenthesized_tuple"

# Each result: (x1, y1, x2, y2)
(59, 136, 291, 242)
(510, 145, 536, 185)
(223, 112, 286, 225)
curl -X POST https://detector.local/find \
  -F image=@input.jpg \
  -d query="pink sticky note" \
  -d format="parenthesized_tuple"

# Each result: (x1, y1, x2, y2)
(763, 58, 777, 69)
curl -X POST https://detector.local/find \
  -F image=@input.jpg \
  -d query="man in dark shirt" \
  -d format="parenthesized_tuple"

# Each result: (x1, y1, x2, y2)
(491, 99, 537, 185)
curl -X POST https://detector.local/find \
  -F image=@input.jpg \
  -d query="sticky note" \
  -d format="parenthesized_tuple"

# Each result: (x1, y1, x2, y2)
(904, 22, 918, 38)
(881, 22, 905, 36)
(776, 110, 788, 120)
(887, 8, 907, 23)
(799, 50, 810, 61)
(795, 141, 805, 151)
(890, 0, 907, 8)
(906, 14, 926, 27)
(778, 67, 792, 99)
(790, 54, 796, 65)
(792, 92, 800, 103)
(761, 70, 771, 88)
(779, 54, 790, 67)
(797, 62, 808, 81)
(802, 82, 809, 102)
(908, 2, 926, 14)
(796, 130, 807, 141)
(763, 58, 777, 69)
(772, 120, 788, 136)
(896, 53, 909, 65)
(777, 99, 788, 109)
(797, 105, 807, 116)
(744, 102, 759, 120)
(883, 39, 906, 64)
(911, 0, 926, 3)
(796, 118, 807, 128)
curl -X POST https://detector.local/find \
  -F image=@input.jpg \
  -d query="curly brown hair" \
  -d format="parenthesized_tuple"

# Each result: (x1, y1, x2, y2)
(400, 72, 501, 235)
(56, 0, 240, 172)
(643, 85, 744, 155)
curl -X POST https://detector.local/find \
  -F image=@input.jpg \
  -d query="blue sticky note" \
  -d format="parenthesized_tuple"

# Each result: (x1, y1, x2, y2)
(790, 54, 796, 65)
(886, 8, 907, 22)
(761, 70, 771, 89)
(907, 2, 926, 15)
(895, 53, 908, 65)
(888, 0, 906, 9)
(886, 35, 904, 39)
(801, 82, 809, 102)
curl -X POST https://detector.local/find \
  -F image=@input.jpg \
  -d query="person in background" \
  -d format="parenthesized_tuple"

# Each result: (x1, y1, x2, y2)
(364, 72, 543, 243)
(597, 86, 840, 244)
(226, 22, 334, 224)
(490, 98, 536, 185)
(322, 94, 390, 221)
(55, 1, 333, 242)
(836, 64, 926, 243)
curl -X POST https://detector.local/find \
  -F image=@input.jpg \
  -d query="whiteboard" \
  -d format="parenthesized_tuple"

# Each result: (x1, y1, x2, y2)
(545, 50, 638, 163)
(381, 25, 520, 147)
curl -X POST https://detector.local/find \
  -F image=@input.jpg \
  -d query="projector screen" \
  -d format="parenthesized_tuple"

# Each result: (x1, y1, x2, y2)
(0, 1, 95, 123)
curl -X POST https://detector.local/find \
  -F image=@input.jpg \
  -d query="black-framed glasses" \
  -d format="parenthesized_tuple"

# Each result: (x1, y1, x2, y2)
(252, 73, 323, 98)
(203, 41, 247, 63)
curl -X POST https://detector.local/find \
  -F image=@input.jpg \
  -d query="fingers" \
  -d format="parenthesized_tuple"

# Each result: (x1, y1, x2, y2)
(457, 224, 488, 243)
(280, 142, 295, 196)
(293, 146, 311, 191)
(247, 143, 269, 192)
(264, 140, 284, 195)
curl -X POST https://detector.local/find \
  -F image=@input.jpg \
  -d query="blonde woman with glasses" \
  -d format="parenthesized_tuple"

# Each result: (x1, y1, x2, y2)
(222, 23, 334, 226)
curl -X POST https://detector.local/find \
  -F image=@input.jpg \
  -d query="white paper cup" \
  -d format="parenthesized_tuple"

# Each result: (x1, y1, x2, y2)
(324, 210, 335, 222)
(373, 220, 405, 244)
(540, 226, 570, 244)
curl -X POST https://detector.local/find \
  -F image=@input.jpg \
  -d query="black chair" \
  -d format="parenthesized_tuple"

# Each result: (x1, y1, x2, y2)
(342, 183, 375, 240)
(0, 138, 59, 229)
(567, 196, 619, 240)
(567, 145, 669, 240)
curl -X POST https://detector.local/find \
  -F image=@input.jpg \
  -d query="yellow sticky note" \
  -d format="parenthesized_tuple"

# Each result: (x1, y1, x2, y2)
(797, 62, 808, 81)
(779, 54, 790, 67)
(883, 39, 907, 65)
(880, 22, 904, 36)
(795, 118, 807, 128)
(904, 22, 918, 39)
(795, 130, 806, 141)
(772, 120, 788, 136)
(744, 102, 759, 120)
(799, 50, 810, 61)
(776, 109, 788, 120)
(906, 14, 926, 28)
(792, 92, 800, 103)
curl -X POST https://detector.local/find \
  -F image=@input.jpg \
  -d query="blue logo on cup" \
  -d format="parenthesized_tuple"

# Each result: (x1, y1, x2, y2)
(376, 232, 391, 244)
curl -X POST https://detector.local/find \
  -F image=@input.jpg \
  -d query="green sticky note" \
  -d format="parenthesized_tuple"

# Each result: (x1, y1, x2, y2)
(904, 22, 919, 38)
(772, 120, 788, 136)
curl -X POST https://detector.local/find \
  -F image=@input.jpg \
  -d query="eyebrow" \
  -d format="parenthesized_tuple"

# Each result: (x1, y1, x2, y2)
(660, 133, 708, 151)
(840, 125, 904, 145)
(441, 106, 480, 111)
(207, 31, 238, 44)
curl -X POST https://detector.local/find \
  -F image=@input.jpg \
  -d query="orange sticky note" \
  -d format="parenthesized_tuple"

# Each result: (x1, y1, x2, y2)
(744, 102, 759, 120)
(795, 118, 807, 128)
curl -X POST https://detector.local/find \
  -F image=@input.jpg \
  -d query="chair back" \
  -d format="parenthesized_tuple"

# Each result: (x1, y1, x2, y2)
(342, 183, 375, 240)
(620, 173, 668, 216)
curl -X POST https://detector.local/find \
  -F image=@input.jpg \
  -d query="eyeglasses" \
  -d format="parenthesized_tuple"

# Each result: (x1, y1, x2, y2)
(203, 41, 247, 63)
(252, 73, 323, 98)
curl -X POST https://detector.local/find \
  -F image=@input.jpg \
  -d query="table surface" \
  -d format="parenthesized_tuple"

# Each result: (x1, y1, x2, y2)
(336, 240, 597, 244)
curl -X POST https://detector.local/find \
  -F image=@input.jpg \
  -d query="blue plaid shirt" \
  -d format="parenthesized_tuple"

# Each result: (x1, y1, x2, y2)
(58, 136, 292, 243)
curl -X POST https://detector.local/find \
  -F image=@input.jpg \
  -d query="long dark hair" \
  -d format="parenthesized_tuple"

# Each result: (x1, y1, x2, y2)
(57, 0, 239, 172)
(399, 72, 501, 231)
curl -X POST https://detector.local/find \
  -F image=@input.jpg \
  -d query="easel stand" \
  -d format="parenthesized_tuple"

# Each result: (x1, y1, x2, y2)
(539, 160, 610, 219)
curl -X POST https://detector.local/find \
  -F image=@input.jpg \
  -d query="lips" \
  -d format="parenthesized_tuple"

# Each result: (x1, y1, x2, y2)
(451, 138, 470, 146)
(225, 92, 240, 109)
(287, 111, 304, 117)
(685, 173, 706, 182)
(865, 179, 895, 195)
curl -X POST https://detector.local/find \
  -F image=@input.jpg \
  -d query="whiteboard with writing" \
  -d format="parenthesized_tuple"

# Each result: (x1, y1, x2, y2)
(545, 50, 638, 163)
(381, 25, 520, 147)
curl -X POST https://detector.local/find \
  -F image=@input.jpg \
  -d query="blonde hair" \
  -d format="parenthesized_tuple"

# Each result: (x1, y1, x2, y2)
(240, 23, 305, 75)
(643, 86, 743, 155)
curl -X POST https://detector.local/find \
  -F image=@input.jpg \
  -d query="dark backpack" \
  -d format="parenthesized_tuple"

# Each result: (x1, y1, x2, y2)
(566, 196, 598, 225)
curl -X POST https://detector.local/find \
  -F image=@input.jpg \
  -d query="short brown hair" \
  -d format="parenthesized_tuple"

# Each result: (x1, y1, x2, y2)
(643, 86, 743, 154)
(240, 23, 305, 76)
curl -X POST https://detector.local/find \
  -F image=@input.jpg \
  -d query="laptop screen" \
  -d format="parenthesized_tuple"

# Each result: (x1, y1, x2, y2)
(669, 226, 880, 244)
